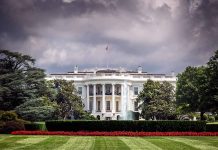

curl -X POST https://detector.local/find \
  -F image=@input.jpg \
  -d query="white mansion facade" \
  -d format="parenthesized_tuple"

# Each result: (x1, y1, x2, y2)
(46, 66, 176, 120)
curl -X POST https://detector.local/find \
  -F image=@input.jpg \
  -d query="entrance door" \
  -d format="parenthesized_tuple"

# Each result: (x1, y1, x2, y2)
(105, 117, 111, 120)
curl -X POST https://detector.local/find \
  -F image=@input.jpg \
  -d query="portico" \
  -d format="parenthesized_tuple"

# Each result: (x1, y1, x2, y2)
(86, 83, 125, 120)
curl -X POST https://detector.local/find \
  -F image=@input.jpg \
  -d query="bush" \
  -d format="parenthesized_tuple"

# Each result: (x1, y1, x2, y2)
(206, 124, 218, 132)
(45, 120, 206, 132)
(0, 111, 18, 121)
(202, 114, 208, 120)
(208, 116, 215, 122)
(0, 120, 25, 133)
(0, 121, 5, 131)
(25, 122, 47, 131)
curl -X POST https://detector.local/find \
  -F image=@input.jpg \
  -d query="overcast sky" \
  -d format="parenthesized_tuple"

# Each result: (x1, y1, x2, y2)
(0, 0, 218, 74)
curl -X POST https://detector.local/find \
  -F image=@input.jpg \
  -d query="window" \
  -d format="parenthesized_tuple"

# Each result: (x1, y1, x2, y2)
(97, 101, 101, 111)
(106, 85, 111, 95)
(78, 87, 82, 95)
(134, 101, 138, 111)
(97, 86, 102, 95)
(116, 101, 119, 112)
(116, 86, 120, 95)
(134, 87, 138, 95)
(89, 85, 93, 96)
(106, 101, 110, 111)
(89, 100, 93, 111)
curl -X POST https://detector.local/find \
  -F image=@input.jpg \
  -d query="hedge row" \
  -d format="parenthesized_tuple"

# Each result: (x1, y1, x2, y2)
(45, 121, 206, 132)
(206, 124, 218, 132)
(25, 122, 47, 131)
(11, 131, 218, 136)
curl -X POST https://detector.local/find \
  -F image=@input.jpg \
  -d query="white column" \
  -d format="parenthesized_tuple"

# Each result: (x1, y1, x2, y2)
(86, 84, 89, 111)
(121, 83, 124, 111)
(112, 84, 115, 113)
(102, 84, 106, 113)
(127, 85, 130, 111)
(93, 84, 96, 113)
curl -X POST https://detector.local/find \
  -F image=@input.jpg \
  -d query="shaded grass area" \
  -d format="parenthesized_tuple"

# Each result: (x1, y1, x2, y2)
(0, 135, 217, 150)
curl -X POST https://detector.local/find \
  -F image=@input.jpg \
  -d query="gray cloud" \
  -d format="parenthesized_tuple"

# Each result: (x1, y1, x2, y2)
(0, 0, 218, 74)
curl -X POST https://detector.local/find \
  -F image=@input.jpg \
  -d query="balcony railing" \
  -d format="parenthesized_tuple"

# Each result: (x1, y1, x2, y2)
(89, 92, 121, 96)
(96, 91, 102, 95)
(105, 92, 112, 95)
(115, 91, 121, 95)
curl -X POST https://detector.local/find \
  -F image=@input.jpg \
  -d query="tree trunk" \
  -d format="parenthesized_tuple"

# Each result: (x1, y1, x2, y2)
(200, 111, 205, 120)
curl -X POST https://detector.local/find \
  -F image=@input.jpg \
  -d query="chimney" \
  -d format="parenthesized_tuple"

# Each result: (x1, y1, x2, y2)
(137, 66, 142, 73)
(74, 65, 78, 73)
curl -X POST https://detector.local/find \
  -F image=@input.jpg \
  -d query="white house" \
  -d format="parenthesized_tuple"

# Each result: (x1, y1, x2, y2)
(46, 66, 176, 120)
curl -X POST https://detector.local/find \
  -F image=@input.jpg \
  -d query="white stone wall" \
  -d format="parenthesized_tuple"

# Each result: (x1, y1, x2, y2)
(46, 71, 177, 120)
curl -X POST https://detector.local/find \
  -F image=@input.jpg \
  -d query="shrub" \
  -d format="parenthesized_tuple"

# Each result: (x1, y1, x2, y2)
(0, 120, 25, 134)
(25, 122, 47, 131)
(45, 120, 206, 132)
(0, 111, 18, 121)
(0, 121, 5, 131)
(208, 116, 215, 122)
(206, 124, 218, 132)
(202, 114, 208, 120)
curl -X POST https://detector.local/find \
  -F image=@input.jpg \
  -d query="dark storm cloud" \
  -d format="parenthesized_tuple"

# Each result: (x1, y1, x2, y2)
(0, 0, 218, 74)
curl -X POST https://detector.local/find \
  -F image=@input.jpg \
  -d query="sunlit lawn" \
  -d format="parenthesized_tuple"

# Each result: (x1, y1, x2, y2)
(207, 122, 218, 124)
(0, 135, 218, 150)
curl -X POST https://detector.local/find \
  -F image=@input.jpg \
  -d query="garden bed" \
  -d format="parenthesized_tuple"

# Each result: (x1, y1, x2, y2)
(11, 131, 218, 136)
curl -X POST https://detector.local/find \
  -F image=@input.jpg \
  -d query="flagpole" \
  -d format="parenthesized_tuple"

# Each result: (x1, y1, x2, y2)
(106, 45, 109, 69)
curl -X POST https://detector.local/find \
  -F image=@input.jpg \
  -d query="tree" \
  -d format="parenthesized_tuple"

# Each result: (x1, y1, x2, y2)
(15, 97, 59, 122)
(206, 50, 218, 113)
(176, 66, 209, 120)
(0, 50, 49, 110)
(158, 81, 176, 119)
(137, 80, 176, 120)
(52, 80, 88, 120)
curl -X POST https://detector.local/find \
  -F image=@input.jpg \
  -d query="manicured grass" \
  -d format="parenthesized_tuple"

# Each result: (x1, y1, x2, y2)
(207, 122, 218, 124)
(0, 135, 217, 150)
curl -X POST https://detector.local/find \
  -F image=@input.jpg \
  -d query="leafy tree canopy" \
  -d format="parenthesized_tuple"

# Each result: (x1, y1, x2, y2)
(206, 50, 218, 112)
(137, 80, 176, 120)
(176, 50, 218, 119)
(52, 79, 94, 120)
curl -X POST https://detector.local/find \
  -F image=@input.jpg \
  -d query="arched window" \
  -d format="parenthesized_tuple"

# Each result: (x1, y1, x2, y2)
(97, 115, 100, 120)
(117, 115, 120, 120)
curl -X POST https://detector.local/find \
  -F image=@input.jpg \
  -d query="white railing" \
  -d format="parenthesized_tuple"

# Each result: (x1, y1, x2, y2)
(46, 73, 176, 81)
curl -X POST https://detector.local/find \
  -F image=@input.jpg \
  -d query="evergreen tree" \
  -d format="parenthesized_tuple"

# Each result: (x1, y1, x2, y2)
(0, 50, 48, 110)
(16, 97, 59, 122)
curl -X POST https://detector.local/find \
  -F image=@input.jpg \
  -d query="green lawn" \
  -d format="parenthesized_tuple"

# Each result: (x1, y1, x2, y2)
(207, 122, 218, 124)
(0, 135, 217, 150)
